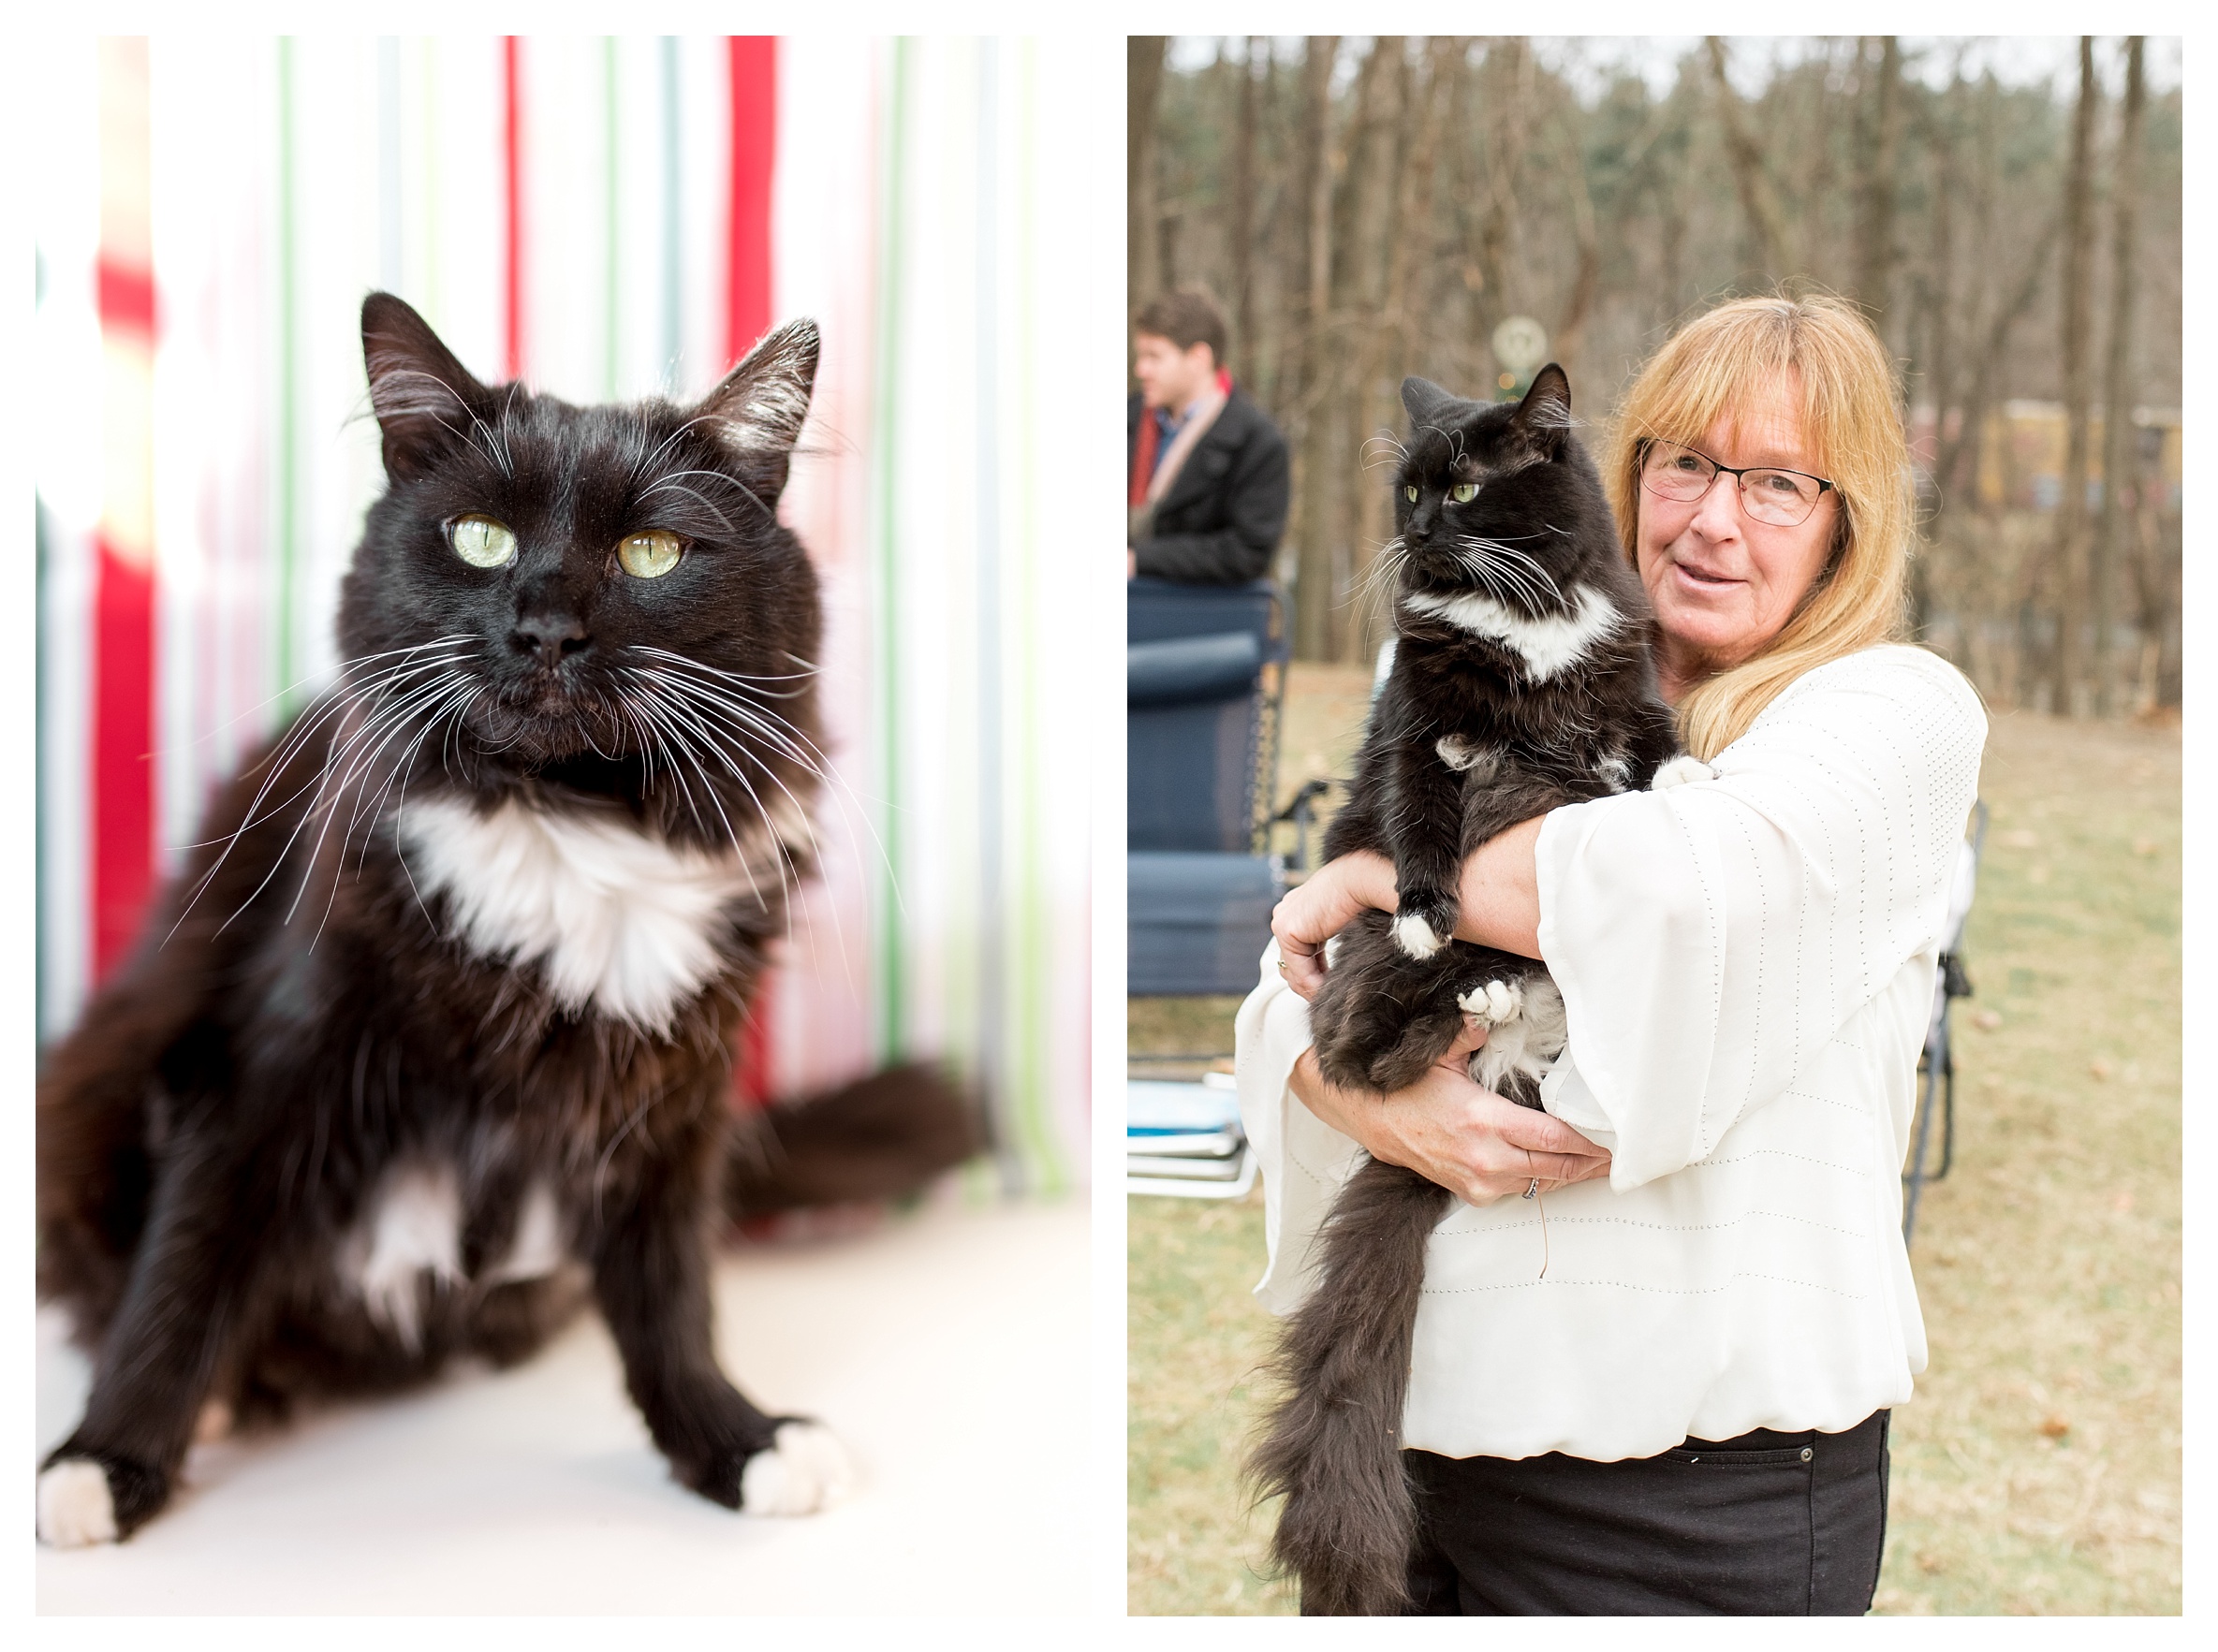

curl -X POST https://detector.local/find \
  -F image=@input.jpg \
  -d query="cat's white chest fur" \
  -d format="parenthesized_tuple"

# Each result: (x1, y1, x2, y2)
(399, 797, 771, 1031)
(1402, 585, 1620, 681)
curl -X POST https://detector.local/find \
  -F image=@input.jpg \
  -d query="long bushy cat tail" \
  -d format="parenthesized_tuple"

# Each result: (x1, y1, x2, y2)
(1248, 1158, 1452, 1616)
(725, 1064, 985, 1220)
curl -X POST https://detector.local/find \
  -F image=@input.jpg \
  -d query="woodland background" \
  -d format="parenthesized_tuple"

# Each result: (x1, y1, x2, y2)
(1127, 36, 2183, 719)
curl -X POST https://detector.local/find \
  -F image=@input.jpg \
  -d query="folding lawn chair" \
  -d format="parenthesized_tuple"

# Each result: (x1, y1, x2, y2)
(1125, 577, 1292, 999)
(1902, 800, 1989, 1245)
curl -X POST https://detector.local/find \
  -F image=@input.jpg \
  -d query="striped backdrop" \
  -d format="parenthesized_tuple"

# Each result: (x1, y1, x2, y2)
(33, 36, 1091, 1195)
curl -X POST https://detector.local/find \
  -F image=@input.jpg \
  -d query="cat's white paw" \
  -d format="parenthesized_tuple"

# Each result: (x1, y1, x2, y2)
(37, 1459, 118, 1548)
(740, 1423, 857, 1516)
(1651, 754, 1715, 791)
(1457, 979, 1523, 1026)
(1392, 914, 1447, 959)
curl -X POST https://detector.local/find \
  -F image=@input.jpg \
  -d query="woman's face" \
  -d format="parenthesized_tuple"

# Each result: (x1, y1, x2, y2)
(1634, 373, 1840, 688)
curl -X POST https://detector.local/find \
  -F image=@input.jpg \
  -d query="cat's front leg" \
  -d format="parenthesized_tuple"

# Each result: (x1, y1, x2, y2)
(590, 1143, 855, 1516)
(1386, 738, 1467, 959)
(37, 1133, 275, 1546)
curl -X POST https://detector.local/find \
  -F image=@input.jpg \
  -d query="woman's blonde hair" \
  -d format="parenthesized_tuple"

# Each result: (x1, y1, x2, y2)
(1604, 292, 1912, 759)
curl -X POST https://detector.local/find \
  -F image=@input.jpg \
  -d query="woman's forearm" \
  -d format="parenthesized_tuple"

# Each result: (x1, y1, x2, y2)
(1452, 815, 1544, 958)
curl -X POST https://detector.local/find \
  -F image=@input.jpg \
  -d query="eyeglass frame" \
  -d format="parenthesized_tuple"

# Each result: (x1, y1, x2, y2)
(1636, 438, 1838, 527)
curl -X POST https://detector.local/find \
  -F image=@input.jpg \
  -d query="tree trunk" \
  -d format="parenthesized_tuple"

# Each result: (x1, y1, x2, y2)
(1290, 37, 1340, 662)
(1327, 38, 1404, 663)
(1231, 37, 1259, 378)
(1855, 37, 1902, 327)
(2049, 37, 2098, 714)
(1707, 37, 1787, 277)
(1351, 39, 1454, 664)
(1470, 38, 1535, 377)
(2093, 37, 2146, 717)
(1127, 37, 1166, 320)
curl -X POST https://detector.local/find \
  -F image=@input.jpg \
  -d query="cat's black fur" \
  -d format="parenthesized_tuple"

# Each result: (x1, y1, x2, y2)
(36, 294, 977, 1544)
(1250, 367, 1679, 1614)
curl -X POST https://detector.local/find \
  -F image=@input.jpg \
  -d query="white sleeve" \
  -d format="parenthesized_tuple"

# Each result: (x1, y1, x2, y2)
(1533, 647, 1987, 1190)
(1233, 945, 1364, 1316)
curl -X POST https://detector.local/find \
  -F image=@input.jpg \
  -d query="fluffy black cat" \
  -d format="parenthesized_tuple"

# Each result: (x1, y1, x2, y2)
(36, 293, 977, 1546)
(1250, 366, 1682, 1614)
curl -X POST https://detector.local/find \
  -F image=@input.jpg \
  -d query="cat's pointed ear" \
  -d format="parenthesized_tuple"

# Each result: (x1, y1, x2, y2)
(1401, 376, 1456, 431)
(1511, 363, 1573, 446)
(361, 292, 489, 480)
(696, 318, 820, 498)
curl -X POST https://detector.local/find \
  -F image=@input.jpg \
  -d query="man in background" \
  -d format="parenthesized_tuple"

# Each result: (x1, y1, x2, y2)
(1127, 288, 1288, 585)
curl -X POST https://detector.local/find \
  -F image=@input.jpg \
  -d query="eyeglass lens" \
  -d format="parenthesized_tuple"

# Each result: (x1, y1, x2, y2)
(1641, 443, 1822, 526)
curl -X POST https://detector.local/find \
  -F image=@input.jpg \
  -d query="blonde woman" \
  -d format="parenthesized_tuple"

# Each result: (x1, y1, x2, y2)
(1239, 294, 1986, 1615)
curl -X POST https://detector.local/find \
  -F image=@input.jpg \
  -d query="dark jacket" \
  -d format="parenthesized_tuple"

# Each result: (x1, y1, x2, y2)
(1127, 387, 1290, 586)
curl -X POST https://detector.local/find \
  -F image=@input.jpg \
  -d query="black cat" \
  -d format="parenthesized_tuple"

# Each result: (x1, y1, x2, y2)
(1250, 367, 1682, 1614)
(36, 293, 977, 1546)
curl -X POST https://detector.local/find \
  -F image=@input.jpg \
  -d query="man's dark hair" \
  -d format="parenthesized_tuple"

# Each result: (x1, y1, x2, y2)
(1134, 288, 1228, 369)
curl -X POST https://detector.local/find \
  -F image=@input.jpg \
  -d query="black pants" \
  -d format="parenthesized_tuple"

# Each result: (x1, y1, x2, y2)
(1389, 1411, 1890, 1615)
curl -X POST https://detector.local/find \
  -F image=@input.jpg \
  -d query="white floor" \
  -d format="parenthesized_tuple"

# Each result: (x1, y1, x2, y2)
(37, 1198, 1090, 1615)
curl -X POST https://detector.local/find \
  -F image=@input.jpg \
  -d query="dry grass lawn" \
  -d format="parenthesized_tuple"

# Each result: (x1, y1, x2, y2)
(1127, 676, 2181, 1616)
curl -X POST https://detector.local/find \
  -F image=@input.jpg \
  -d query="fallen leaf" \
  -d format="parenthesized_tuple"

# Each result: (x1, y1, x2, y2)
(2132, 838, 2160, 856)
(1974, 1009, 2004, 1031)
(2040, 1415, 2070, 1440)
(2090, 1058, 2113, 1081)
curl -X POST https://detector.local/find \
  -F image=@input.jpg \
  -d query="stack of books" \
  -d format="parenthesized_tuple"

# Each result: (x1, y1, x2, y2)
(1126, 1073, 1256, 1199)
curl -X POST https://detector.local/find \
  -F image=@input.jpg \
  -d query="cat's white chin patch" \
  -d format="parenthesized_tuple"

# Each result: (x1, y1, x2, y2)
(1392, 914, 1447, 959)
(37, 1459, 118, 1548)
(740, 1423, 857, 1516)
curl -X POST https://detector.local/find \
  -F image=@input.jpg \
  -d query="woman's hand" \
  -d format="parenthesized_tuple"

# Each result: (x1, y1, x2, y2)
(1288, 1022, 1612, 1206)
(1271, 851, 1397, 999)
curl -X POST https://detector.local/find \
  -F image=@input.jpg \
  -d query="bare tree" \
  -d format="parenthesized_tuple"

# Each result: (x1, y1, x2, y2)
(1855, 37, 1903, 328)
(1230, 38, 1259, 373)
(2093, 37, 2147, 716)
(1707, 37, 1788, 276)
(2047, 38, 2099, 712)
(1128, 37, 1167, 318)
(1147, 37, 2181, 694)
(1290, 37, 1341, 660)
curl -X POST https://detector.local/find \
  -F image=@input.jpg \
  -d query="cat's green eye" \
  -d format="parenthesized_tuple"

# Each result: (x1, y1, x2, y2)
(1403, 485, 1417, 503)
(448, 514, 517, 568)
(1449, 482, 1480, 504)
(617, 529, 683, 579)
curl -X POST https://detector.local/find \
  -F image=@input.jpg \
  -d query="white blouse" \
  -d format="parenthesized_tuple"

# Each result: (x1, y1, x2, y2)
(1235, 645, 1987, 1462)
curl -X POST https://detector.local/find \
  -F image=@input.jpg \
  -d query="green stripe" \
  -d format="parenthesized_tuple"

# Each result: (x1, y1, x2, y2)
(603, 37, 619, 400)
(870, 39, 912, 1062)
(1008, 40, 1063, 1195)
(276, 37, 301, 715)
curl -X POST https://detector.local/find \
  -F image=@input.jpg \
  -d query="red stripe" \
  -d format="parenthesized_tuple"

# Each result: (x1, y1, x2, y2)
(737, 968, 776, 1109)
(503, 35, 523, 380)
(724, 36, 776, 368)
(96, 257, 157, 340)
(727, 36, 780, 1113)
(92, 539, 156, 982)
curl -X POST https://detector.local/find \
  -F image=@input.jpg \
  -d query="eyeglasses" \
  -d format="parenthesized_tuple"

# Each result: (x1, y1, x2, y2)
(1638, 439, 1836, 528)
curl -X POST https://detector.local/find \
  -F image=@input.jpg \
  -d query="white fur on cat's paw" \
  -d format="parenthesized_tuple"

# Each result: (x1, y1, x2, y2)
(37, 1459, 118, 1548)
(1392, 914, 1447, 959)
(1458, 979, 1523, 1026)
(1651, 754, 1716, 791)
(740, 1423, 857, 1516)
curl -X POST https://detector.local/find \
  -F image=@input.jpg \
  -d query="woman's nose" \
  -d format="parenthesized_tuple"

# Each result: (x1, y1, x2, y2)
(1687, 469, 1743, 538)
